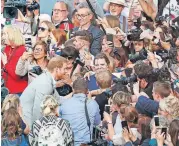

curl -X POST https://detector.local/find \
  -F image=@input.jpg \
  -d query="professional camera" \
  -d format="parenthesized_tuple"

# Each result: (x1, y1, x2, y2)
(91, 126, 108, 146)
(129, 48, 148, 63)
(170, 25, 179, 39)
(30, 66, 43, 75)
(3, 0, 26, 19)
(27, 0, 39, 11)
(127, 18, 143, 41)
(157, 48, 178, 64)
(155, 16, 165, 26)
(153, 66, 171, 81)
(127, 29, 143, 41)
(113, 74, 137, 85)
(176, 0, 179, 5)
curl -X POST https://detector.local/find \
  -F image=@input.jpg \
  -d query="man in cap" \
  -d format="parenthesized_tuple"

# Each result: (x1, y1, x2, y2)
(107, 0, 128, 32)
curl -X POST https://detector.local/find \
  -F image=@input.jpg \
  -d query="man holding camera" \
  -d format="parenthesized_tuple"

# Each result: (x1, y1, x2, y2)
(133, 61, 156, 99)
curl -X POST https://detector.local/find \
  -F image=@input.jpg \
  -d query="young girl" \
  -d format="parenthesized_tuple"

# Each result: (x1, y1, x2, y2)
(1, 108, 29, 146)
(2, 94, 30, 134)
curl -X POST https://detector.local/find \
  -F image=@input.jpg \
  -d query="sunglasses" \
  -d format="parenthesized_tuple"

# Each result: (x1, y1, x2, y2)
(38, 27, 48, 32)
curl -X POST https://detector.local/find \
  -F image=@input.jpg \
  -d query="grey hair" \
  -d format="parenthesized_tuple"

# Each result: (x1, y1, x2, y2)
(76, 2, 92, 14)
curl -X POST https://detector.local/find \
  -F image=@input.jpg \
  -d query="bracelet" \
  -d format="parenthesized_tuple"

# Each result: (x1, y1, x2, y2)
(107, 121, 113, 124)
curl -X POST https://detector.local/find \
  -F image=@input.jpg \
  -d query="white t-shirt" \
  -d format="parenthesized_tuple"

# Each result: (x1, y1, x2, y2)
(153, 0, 179, 16)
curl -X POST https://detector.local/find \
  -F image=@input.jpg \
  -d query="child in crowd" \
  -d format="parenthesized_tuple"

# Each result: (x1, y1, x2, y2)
(2, 94, 30, 135)
(1, 108, 29, 146)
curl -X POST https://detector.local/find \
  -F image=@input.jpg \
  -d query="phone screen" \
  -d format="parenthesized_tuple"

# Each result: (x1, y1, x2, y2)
(161, 128, 167, 139)
(121, 121, 129, 131)
(106, 34, 113, 42)
(105, 105, 110, 114)
(154, 116, 159, 126)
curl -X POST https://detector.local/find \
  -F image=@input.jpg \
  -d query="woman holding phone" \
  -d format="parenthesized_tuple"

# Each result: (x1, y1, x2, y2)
(15, 41, 49, 84)
(1, 26, 28, 95)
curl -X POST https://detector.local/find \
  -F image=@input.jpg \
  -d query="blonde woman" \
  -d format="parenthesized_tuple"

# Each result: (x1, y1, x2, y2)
(29, 95, 73, 146)
(37, 21, 58, 58)
(159, 95, 179, 120)
(38, 20, 55, 43)
(1, 26, 28, 95)
(2, 94, 30, 134)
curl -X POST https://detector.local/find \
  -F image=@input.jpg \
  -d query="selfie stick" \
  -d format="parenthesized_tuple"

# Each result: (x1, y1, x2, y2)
(86, 0, 106, 34)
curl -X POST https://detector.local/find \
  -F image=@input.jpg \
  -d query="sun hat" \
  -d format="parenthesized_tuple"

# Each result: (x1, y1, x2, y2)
(107, 0, 126, 7)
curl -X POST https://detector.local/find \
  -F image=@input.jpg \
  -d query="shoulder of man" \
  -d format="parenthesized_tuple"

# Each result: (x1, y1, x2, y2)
(86, 98, 99, 109)
(88, 25, 104, 34)
(137, 95, 159, 110)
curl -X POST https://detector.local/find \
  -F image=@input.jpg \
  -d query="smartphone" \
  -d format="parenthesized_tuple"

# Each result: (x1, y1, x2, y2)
(105, 105, 111, 114)
(105, 28, 116, 35)
(154, 116, 160, 127)
(25, 38, 32, 52)
(26, 48, 33, 53)
(161, 128, 167, 139)
(121, 121, 129, 132)
(106, 34, 113, 43)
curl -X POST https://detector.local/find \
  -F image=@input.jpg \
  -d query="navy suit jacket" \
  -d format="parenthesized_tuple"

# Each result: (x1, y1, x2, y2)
(88, 74, 117, 91)
(73, 24, 104, 56)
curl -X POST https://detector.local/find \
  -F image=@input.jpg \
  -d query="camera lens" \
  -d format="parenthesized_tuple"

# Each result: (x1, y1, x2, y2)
(3, 7, 18, 19)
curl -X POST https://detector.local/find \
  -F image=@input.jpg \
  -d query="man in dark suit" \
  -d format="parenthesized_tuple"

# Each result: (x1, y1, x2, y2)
(73, 2, 104, 56)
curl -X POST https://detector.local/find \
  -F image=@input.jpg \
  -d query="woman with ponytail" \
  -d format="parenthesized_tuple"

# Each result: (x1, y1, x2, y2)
(2, 94, 30, 135)
(29, 95, 73, 146)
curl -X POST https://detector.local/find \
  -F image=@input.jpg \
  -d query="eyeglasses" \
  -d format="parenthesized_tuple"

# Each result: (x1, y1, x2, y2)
(53, 9, 67, 13)
(38, 27, 48, 32)
(76, 14, 90, 19)
(34, 48, 43, 52)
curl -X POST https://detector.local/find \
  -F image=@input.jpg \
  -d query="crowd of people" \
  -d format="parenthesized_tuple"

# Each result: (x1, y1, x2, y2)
(1, 0, 179, 146)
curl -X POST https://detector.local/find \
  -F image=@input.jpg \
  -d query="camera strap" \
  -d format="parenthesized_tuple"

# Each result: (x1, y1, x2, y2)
(2, 47, 18, 86)
(84, 98, 92, 142)
(123, 16, 126, 33)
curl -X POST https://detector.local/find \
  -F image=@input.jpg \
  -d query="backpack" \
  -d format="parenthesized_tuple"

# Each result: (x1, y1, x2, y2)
(38, 119, 65, 146)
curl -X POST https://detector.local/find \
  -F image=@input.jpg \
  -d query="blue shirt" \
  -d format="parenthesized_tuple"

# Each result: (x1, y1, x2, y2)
(1, 134, 28, 146)
(59, 93, 101, 146)
(135, 95, 159, 118)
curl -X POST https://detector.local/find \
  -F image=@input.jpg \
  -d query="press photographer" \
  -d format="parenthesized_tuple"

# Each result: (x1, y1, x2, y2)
(15, 40, 48, 84)
(3, 0, 40, 34)
(126, 18, 150, 64)
(133, 61, 157, 99)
